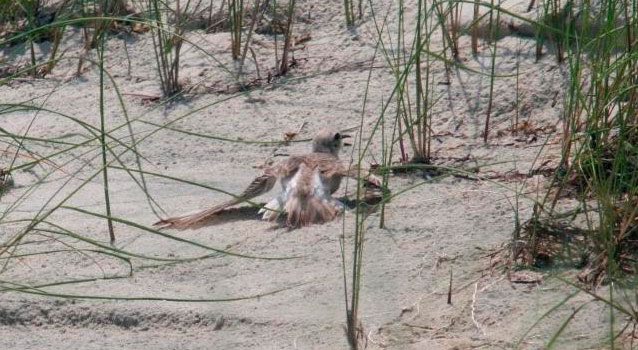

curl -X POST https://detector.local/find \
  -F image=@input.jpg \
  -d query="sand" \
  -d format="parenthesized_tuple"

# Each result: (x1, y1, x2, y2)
(0, 0, 621, 348)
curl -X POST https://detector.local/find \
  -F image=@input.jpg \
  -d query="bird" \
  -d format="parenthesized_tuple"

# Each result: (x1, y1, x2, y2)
(154, 129, 380, 229)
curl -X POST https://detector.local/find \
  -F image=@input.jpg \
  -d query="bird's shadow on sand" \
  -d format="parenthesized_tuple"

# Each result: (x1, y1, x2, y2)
(180, 204, 293, 231)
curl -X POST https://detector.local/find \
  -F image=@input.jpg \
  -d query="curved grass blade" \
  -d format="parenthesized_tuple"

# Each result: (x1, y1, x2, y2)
(0, 278, 310, 303)
(61, 206, 299, 261)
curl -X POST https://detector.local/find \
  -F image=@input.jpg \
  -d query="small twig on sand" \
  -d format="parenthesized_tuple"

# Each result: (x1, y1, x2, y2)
(283, 122, 307, 142)
(447, 267, 453, 304)
(471, 282, 486, 336)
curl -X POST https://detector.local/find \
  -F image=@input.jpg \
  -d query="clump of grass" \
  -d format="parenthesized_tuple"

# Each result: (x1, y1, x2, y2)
(147, 0, 187, 97)
(87, 0, 133, 47)
(514, 215, 589, 269)
(343, 0, 357, 27)
(368, 0, 440, 166)
(471, 0, 480, 54)
(0, 0, 67, 77)
(228, 0, 244, 59)
(519, 0, 638, 291)
(577, 198, 638, 285)
(482, 0, 502, 143)
(73, 0, 138, 75)
(236, 0, 262, 78)
(340, 0, 469, 347)
(277, 0, 295, 75)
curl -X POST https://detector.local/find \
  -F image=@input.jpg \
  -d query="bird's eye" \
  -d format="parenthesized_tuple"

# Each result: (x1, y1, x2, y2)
(334, 133, 341, 140)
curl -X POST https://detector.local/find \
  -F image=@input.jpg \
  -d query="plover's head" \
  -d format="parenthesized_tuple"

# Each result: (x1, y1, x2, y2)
(312, 129, 350, 156)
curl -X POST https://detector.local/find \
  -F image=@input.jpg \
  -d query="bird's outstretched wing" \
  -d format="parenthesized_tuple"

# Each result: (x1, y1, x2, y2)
(154, 172, 277, 230)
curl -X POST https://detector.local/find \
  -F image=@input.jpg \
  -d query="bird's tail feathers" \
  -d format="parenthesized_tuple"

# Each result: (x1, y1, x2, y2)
(153, 173, 277, 230)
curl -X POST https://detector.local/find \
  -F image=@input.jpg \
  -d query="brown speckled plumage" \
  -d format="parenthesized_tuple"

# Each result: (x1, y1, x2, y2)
(154, 129, 368, 229)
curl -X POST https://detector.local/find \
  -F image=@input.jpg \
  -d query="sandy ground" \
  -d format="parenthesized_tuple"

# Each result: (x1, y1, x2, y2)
(0, 0, 624, 349)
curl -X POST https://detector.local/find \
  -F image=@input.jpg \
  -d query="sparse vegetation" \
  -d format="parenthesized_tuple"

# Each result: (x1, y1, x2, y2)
(147, 0, 186, 97)
(1, 0, 638, 348)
